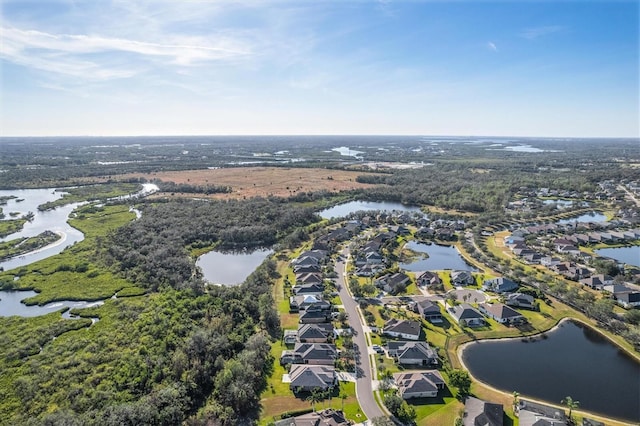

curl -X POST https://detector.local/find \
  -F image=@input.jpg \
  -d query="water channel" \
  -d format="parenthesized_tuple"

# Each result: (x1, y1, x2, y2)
(0, 289, 104, 318)
(400, 241, 477, 271)
(318, 200, 422, 220)
(197, 248, 273, 285)
(462, 320, 640, 422)
(0, 184, 157, 272)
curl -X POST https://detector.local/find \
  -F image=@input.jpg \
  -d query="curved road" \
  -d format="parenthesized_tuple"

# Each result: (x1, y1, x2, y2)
(335, 247, 385, 422)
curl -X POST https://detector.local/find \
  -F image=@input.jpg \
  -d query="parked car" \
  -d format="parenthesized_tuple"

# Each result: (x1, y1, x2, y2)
(372, 345, 384, 354)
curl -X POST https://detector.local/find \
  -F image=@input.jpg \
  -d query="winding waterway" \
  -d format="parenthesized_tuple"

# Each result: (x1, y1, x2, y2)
(0, 184, 157, 272)
(0, 290, 104, 318)
(462, 320, 640, 422)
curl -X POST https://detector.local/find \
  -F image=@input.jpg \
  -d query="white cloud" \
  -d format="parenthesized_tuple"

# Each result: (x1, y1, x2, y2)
(487, 41, 498, 52)
(520, 25, 565, 40)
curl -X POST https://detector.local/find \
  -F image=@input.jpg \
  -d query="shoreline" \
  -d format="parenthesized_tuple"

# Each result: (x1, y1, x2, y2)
(456, 317, 639, 425)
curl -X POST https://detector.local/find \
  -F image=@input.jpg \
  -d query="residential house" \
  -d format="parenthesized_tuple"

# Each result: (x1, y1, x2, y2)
(281, 343, 337, 366)
(463, 397, 504, 426)
(483, 277, 518, 293)
(293, 264, 322, 274)
(394, 371, 445, 399)
(375, 272, 411, 294)
(382, 318, 422, 340)
(293, 283, 325, 296)
(415, 299, 443, 323)
(299, 310, 331, 324)
(504, 293, 535, 310)
(615, 291, 640, 308)
(297, 323, 334, 343)
(296, 273, 324, 286)
(386, 341, 438, 366)
(517, 400, 567, 426)
(479, 303, 526, 325)
(289, 294, 331, 312)
(580, 274, 614, 290)
(274, 409, 350, 426)
(289, 365, 337, 393)
(451, 270, 475, 286)
(416, 271, 442, 287)
(449, 303, 485, 327)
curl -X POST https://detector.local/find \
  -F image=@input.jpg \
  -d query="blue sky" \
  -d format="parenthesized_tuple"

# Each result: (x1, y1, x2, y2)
(1, 0, 638, 137)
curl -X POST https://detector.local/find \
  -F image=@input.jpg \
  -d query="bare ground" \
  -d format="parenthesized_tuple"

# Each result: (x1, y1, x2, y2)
(123, 167, 381, 199)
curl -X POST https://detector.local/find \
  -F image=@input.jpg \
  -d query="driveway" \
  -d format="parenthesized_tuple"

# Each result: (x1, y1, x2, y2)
(335, 247, 386, 421)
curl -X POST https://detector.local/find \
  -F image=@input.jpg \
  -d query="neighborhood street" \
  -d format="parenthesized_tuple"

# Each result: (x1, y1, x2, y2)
(335, 247, 386, 422)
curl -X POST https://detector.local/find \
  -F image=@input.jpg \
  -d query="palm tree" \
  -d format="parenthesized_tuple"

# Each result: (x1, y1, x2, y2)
(340, 391, 348, 412)
(307, 388, 323, 412)
(561, 396, 580, 422)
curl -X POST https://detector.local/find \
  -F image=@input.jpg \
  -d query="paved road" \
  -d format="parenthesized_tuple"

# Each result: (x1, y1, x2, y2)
(335, 247, 385, 422)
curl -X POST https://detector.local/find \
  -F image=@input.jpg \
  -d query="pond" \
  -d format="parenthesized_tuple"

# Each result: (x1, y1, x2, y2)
(542, 199, 573, 207)
(462, 320, 640, 423)
(399, 241, 477, 271)
(196, 248, 273, 286)
(319, 200, 422, 220)
(595, 245, 640, 268)
(556, 212, 607, 224)
(331, 146, 364, 157)
(0, 290, 104, 318)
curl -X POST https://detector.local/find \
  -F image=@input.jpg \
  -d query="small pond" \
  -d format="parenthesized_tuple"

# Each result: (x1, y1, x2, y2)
(595, 245, 640, 268)
(0, 290, 104, 318)
(556, 212, 607, 224)
(462, 320, 640, 423)
(542, 199, 573, 207)
(197, 248, 273, 286)
(400, 241, 477, 271)
(319, 201, 422, 220)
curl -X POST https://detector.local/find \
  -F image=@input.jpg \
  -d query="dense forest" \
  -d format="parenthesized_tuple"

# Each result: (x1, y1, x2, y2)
(105, 198, 318, 291)
(0, 196, 318, 425)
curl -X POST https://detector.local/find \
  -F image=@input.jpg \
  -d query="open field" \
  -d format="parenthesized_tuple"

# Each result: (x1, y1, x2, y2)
(123, 167, 381, 199)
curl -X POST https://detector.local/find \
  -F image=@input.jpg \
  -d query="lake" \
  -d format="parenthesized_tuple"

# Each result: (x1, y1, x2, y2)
(319, 200, 422, 219)
(557, 212, 607, 224)
(0, 289, 104, 318)
(400, 241, 477, 271)
(595, 245, 640, 268)
(462, 320, 640, 423)
(197, 248, 273, 285)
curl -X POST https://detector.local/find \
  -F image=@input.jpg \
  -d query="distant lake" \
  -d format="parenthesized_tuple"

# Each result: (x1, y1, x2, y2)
(332, 146, 364, 157)
(197, 248, 273, 285)
(0, 290, 104, 318)
(595, 246, 640, 268)
(557, 212, 607, 224)
(462, 320, 640, 423)
(400, 241, 477, 271)
(319, 200, 422, 219)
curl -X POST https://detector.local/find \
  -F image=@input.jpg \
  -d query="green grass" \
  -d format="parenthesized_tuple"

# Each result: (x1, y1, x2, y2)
(37, 183, 141, 211)
(0, 205, 142, 304)
(0, 218, 27, 238)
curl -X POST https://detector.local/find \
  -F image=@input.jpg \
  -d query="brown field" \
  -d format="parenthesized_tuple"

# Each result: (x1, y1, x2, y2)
(124, 167, 381, 199)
